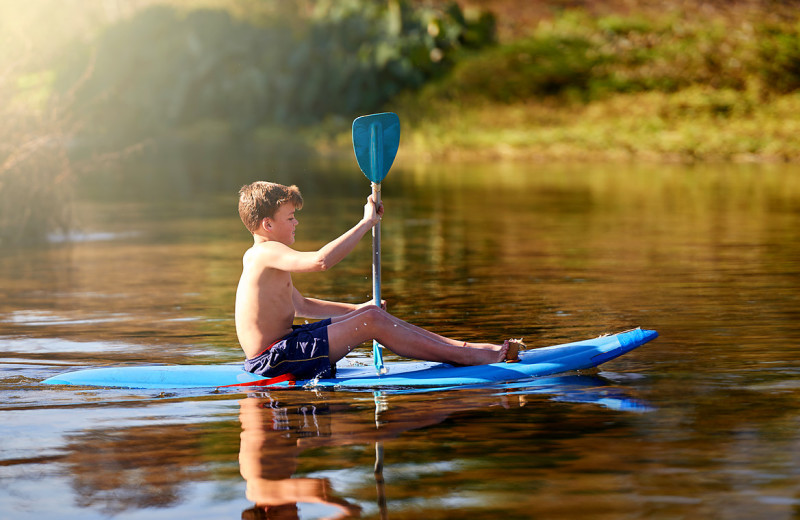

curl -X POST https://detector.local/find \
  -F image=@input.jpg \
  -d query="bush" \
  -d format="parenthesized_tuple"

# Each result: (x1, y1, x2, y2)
(421, 8, 800, 106)
(0, 145, 73, 246)
(758, 22, 800, 93)
(444, 34, 605, 102)
(56, 0, 496, 146)
(0, 56, 74, 246)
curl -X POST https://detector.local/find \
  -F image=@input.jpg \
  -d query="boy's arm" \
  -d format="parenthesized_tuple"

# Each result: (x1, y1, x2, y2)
(259, 196, 382, 273)
(292, 288, 360, 319)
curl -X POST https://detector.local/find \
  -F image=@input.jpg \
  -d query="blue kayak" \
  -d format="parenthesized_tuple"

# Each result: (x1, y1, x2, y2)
(42, 328, 657, 390)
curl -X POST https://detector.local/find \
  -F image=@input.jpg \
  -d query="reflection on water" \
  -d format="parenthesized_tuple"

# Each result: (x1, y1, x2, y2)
(27, 377, 645, 519)
(239, 395, 362, 519)
(65, 424, 206, 515)
(1, 161, 800, 518)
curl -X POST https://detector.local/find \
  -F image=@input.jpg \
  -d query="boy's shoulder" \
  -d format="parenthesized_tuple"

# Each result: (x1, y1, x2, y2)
(243, 240, 292, 268)
(246, 240, 288, 255)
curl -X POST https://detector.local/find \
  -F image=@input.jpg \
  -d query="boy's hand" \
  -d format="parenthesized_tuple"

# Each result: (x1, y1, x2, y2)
(357, 299, 387, 310)
(363, 195, 384, 225)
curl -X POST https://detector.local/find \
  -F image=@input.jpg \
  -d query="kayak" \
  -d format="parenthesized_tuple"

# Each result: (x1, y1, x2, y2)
(42, 328, 657, 390)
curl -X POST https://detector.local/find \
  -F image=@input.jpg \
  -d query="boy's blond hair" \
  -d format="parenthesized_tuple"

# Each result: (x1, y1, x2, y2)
(238, 181, 303, 234)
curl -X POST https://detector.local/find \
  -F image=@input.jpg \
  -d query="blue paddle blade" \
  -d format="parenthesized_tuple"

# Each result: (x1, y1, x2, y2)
(352, 112, 400, 184)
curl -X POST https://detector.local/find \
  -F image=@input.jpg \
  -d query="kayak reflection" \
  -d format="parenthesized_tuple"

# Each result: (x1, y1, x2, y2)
(237, 374, 650, 518)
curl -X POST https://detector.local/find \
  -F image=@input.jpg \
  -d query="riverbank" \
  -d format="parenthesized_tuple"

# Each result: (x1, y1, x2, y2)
(318, 0, 800, 162)
(384, 88, 800, 163)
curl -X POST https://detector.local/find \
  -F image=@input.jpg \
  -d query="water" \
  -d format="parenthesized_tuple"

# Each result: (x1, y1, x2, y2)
(1, 160, 800, 519)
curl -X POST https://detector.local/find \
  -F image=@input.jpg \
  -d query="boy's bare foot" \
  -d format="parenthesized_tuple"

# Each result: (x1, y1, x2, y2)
(503, 339, 526, 363)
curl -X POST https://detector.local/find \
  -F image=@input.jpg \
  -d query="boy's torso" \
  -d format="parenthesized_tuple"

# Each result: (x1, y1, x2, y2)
(235, 246, 296, 359)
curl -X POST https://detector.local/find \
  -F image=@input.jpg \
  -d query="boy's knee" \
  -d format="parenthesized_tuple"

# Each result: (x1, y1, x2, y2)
(361, 306, 389, 326)
(362, 305, 380, 318)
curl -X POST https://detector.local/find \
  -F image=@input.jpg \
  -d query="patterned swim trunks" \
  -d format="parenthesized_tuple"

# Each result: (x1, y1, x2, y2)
(243, 319, 336, 380)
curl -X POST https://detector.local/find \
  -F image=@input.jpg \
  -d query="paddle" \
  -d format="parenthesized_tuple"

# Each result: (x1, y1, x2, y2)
(373, 391, 389, 519)
(352, 112, 400, 375)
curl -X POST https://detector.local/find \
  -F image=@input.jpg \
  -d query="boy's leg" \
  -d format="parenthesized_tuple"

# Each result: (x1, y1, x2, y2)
(328, 306, 481, 352)
(326, 306, 508, 366)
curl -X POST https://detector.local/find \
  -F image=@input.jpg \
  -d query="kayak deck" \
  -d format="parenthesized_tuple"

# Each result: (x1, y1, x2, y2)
(42, 328, 657, 390)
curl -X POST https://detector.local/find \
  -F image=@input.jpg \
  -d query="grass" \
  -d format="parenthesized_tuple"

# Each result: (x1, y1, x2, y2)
(389, 88, 800, 162)
(368, 5, 800, 163)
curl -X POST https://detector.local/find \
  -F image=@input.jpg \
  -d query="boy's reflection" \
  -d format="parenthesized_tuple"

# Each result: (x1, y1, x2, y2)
(238, 377, 641, 519)
(238, 390, 473, 519)
(239, 395, 361, 519)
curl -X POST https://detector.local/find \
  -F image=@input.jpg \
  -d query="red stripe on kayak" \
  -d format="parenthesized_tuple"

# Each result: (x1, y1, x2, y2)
(217, 373, 296, 388)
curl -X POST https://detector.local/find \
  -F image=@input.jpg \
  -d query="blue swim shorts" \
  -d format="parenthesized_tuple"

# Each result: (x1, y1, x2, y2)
(243, 319, 336, 380)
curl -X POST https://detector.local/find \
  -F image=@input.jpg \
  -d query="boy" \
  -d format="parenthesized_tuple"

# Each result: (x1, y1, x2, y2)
(235, 181, 520, 380)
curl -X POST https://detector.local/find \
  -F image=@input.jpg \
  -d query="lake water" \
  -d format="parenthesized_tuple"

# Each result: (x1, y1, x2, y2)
(1, 159, 799, 519)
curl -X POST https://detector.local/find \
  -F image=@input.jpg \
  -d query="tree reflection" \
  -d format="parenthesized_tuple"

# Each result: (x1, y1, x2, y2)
(64, 425, 205, 516)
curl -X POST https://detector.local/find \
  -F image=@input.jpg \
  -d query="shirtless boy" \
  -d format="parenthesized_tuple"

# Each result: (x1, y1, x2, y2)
(235, 181, 519, 380)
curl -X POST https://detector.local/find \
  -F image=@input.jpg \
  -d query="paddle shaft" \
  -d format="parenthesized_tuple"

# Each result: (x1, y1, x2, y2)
(371, 182, 382, 304)
(371, 182, 384, 371)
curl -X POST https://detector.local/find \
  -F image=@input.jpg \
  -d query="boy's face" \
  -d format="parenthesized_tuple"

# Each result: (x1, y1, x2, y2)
(264, 203, 299, 245)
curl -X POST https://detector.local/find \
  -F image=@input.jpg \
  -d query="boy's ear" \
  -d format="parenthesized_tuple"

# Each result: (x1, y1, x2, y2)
(260, 218, 272, 232)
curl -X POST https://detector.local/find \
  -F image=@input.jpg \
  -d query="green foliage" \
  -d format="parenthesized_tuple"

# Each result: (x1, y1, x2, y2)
(1, 50, 74, 247)
(596, 14, 654, 36)
(443, 34, 606, 102)
(758, 22, 800, 94)
(57, 0, 495, 145)
(0, 149, 73, 246)
(425, 9, 800, 105)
